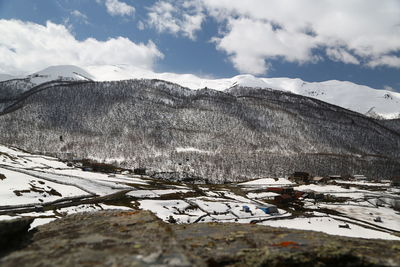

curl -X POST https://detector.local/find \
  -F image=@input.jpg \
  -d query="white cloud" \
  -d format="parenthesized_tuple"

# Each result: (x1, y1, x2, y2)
(214, 17, 318, 74)
(326, 48, 360, 65)
(137, 20, 145, 30)
(0, 19, 163, 75)
(210, 0, 400, 74)
(367, 55, 400, 68)
(70, 10, 89, 24)
(147, 0, 204, 40)
(105, 0, 135, 17)
(148, 0, 400, 74)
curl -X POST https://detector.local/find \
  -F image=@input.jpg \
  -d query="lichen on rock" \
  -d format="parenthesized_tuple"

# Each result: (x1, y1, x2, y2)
(0, 210, 399, 266)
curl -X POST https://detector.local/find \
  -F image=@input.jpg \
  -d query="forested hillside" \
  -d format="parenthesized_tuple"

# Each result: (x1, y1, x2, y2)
(0, 79, 399, 182)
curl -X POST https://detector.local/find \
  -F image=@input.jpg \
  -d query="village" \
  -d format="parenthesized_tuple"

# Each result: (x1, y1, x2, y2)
(1, 144, 400, 240)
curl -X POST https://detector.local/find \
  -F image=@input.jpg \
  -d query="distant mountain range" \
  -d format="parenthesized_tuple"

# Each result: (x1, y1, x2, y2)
(0, 66, 399, 182)
(2, 65, 399, 119)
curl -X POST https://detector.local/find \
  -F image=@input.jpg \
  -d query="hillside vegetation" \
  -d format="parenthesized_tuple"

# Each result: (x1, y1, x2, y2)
(0, 79, 399, 182)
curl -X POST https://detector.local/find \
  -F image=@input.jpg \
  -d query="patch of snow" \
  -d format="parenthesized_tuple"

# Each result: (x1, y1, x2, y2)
(127, 190, 159, 198)
(20, 168, 132, 195)
(294, 184, 361, 193)
(335, 180, 391, 187)
(48, 169, 148, 186)
(240, 178, 294, 186)
(247, 192, 279, 199)
(98, 204, 132, 211)
(261, 216, 400, 241)
(217, 191, 252, 203)
(152, 189, 192, 195)
(189, 199, 231, 213)
(57, 203, 132, 216)
(29, 217, 56, 231)
(0, 215, 20, 221)
(328, 192, 367, 199)
(176, 147, 211, 154)
(0, 167, 89, 206)
(138, 199, 205, 223)
(319, 203, 400, 232)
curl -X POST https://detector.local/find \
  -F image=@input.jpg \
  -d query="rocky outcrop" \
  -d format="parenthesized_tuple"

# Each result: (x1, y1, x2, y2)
(1, 210, 399, 266)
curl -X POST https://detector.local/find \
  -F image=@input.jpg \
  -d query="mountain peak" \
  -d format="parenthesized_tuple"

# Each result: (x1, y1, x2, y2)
(28, 65, 94, 85)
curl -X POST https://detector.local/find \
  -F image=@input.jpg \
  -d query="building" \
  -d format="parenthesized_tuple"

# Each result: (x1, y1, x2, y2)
(289, 172, 311, 184)
(266, 187, 294, 194)
(311, 176, 327, 184)
(257, 205, 279, 214)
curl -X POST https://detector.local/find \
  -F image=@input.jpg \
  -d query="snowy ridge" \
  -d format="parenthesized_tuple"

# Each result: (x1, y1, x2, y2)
(0, 65, 93, 87)
(0, 74, 15, 82)
(27, 65, 94, 85)
(86, 65, 400, 119)
(1, 64, 399, 119)
(258, 78, 400, 120)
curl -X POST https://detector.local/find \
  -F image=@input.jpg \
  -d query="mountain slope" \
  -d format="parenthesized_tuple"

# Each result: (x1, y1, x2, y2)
(85, 65, 400, 119)
(382, 119, 400, 133)
(0, 65, 93, 99)
(258, 78, 400, 120)
(0, 79, 399, 182)
(0, 65, 93, 115)
(2, 65, 399, 119)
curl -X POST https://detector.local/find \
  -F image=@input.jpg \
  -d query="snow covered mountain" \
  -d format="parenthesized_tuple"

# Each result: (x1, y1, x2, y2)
(1, 65, 399, 181)
(0, 65, 93, 115)
(0, 65, 93, 98)
(27, 65, 94, 85)
(1, 65, 92, 85)
(256, 78, 400, 120)
(0, 74, 15, 82)
(87, 65, 400, 120)
(1, 64, 399, 119)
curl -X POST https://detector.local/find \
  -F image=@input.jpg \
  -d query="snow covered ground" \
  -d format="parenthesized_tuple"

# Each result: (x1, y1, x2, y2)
(0, 144, 399, 241)
(335, 180, 391, 187)
(247, 192, 279, 199)
(239, 177, 294, 186)
(261, 216, 399, 241)
(0, 167, 89, 206)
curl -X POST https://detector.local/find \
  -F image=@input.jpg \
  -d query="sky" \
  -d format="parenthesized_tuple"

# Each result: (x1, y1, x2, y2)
(0, 0, 399, 91)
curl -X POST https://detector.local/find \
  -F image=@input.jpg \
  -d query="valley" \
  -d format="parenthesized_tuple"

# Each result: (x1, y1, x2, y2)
(0, 145, 399, 241)
(0, 65, 399, 249)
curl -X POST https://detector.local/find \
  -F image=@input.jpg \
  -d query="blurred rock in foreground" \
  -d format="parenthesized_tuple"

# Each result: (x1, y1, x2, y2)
(1, 210, 399, 266)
